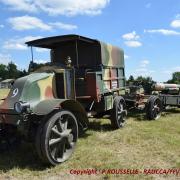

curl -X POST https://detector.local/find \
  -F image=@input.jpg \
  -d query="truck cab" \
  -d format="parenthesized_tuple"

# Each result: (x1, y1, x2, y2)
(26, 35, 126, 114)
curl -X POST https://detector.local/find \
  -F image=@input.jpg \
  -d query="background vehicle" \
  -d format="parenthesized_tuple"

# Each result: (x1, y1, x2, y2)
(0, 35, 126, 165)
(124, 82, 180, 120)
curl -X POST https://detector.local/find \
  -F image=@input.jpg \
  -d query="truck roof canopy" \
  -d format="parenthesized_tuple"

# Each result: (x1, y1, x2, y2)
(26, 35, 98, 48)
(26, 34, 124, 68)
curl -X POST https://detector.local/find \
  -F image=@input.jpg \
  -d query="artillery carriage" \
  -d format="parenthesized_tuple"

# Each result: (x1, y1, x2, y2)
(124, 82, 180, 120)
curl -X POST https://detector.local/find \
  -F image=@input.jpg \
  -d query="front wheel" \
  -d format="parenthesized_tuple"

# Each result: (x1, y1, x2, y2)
(36, 110, 78, 166)
(110, 96, 127, 129)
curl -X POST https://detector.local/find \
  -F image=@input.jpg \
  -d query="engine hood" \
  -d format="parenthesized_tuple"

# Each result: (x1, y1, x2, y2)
(0, 72, 55, 113)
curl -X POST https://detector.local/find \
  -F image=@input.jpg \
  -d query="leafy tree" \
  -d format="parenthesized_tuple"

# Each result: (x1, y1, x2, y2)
(7, 62, 19, 79)
(0, 64, 8, 80)
(136, 76, 153, 83)
(129, 75, 134, 81)
(167, 72, 180, 84)
(126, 75, 135, 86)
(126, 75, 155, 94)
(0, 62, 28, 80)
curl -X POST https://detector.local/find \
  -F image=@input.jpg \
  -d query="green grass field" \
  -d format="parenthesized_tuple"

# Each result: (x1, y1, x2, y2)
(0, 88, 180, 179)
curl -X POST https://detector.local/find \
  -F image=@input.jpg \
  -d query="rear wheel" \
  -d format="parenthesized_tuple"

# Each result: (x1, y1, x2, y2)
(110, 96, 127, 129)
(36, 110, 78, 166)
(146, 96, 162, 120)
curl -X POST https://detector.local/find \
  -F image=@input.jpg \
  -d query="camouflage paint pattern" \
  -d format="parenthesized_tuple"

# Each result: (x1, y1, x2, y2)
(98, 42, 125, 95)
(83, 40, 125, 106)
(85, 43, 125, 110)
(100, 42, 124, 67)
(0, 72, 55, 114)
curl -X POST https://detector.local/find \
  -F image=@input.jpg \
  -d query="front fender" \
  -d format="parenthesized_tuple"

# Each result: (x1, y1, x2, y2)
(32, 99, 89, 131)
(32, 99, 64, 115)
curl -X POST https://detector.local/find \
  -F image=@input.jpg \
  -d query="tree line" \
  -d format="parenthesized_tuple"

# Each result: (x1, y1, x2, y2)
(166, 72, 180, 84)
(0, 61, 48, 81)
(0, 61, 179, 85)
(0, 62, 27, 81)
(127, 72, 180, 85)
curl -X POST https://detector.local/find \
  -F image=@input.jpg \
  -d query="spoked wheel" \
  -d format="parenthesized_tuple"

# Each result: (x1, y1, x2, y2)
(146, 96, 162, 120)
(36, 110, 78, 166)
(111, 96, 127, 129)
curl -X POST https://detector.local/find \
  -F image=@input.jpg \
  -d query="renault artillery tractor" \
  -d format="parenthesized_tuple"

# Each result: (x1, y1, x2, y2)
(0, 35, 127, 165)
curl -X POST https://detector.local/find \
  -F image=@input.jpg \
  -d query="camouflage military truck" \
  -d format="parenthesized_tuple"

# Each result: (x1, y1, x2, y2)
(0, 35, 126, 165)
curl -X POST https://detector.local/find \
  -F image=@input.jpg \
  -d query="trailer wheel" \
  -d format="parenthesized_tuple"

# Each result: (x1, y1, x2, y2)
(35, 110, 78, 166)
(111, 96, 127, 129)
(146, 96, 162, 120)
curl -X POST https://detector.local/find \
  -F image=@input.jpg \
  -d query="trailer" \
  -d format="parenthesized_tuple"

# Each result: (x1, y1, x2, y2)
(124, 82, 180, 120)
(0, 35, 127, 165)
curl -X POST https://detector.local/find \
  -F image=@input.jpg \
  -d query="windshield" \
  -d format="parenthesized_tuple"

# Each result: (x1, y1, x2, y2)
(29, 47, 51, 72)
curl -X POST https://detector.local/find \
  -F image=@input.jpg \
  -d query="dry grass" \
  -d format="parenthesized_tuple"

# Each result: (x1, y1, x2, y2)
(0, 87, 179, 179)
(0, 89, 10, 104)
(0, 107, 180, 180)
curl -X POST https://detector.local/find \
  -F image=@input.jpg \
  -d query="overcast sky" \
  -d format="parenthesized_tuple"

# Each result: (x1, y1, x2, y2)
(0, 0, 180, 82)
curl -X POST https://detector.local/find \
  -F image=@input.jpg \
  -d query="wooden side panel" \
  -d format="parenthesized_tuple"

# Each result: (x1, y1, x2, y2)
(103, 67, 125, 92)
(86, 73, 100, 101)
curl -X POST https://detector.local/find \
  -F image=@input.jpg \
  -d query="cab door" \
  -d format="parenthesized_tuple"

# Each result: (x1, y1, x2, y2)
(55, 68, 75, 99)
(65, 69, 75, 99)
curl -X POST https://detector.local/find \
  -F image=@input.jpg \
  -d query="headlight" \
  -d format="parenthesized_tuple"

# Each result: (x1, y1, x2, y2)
(14, 101, 30, 113)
